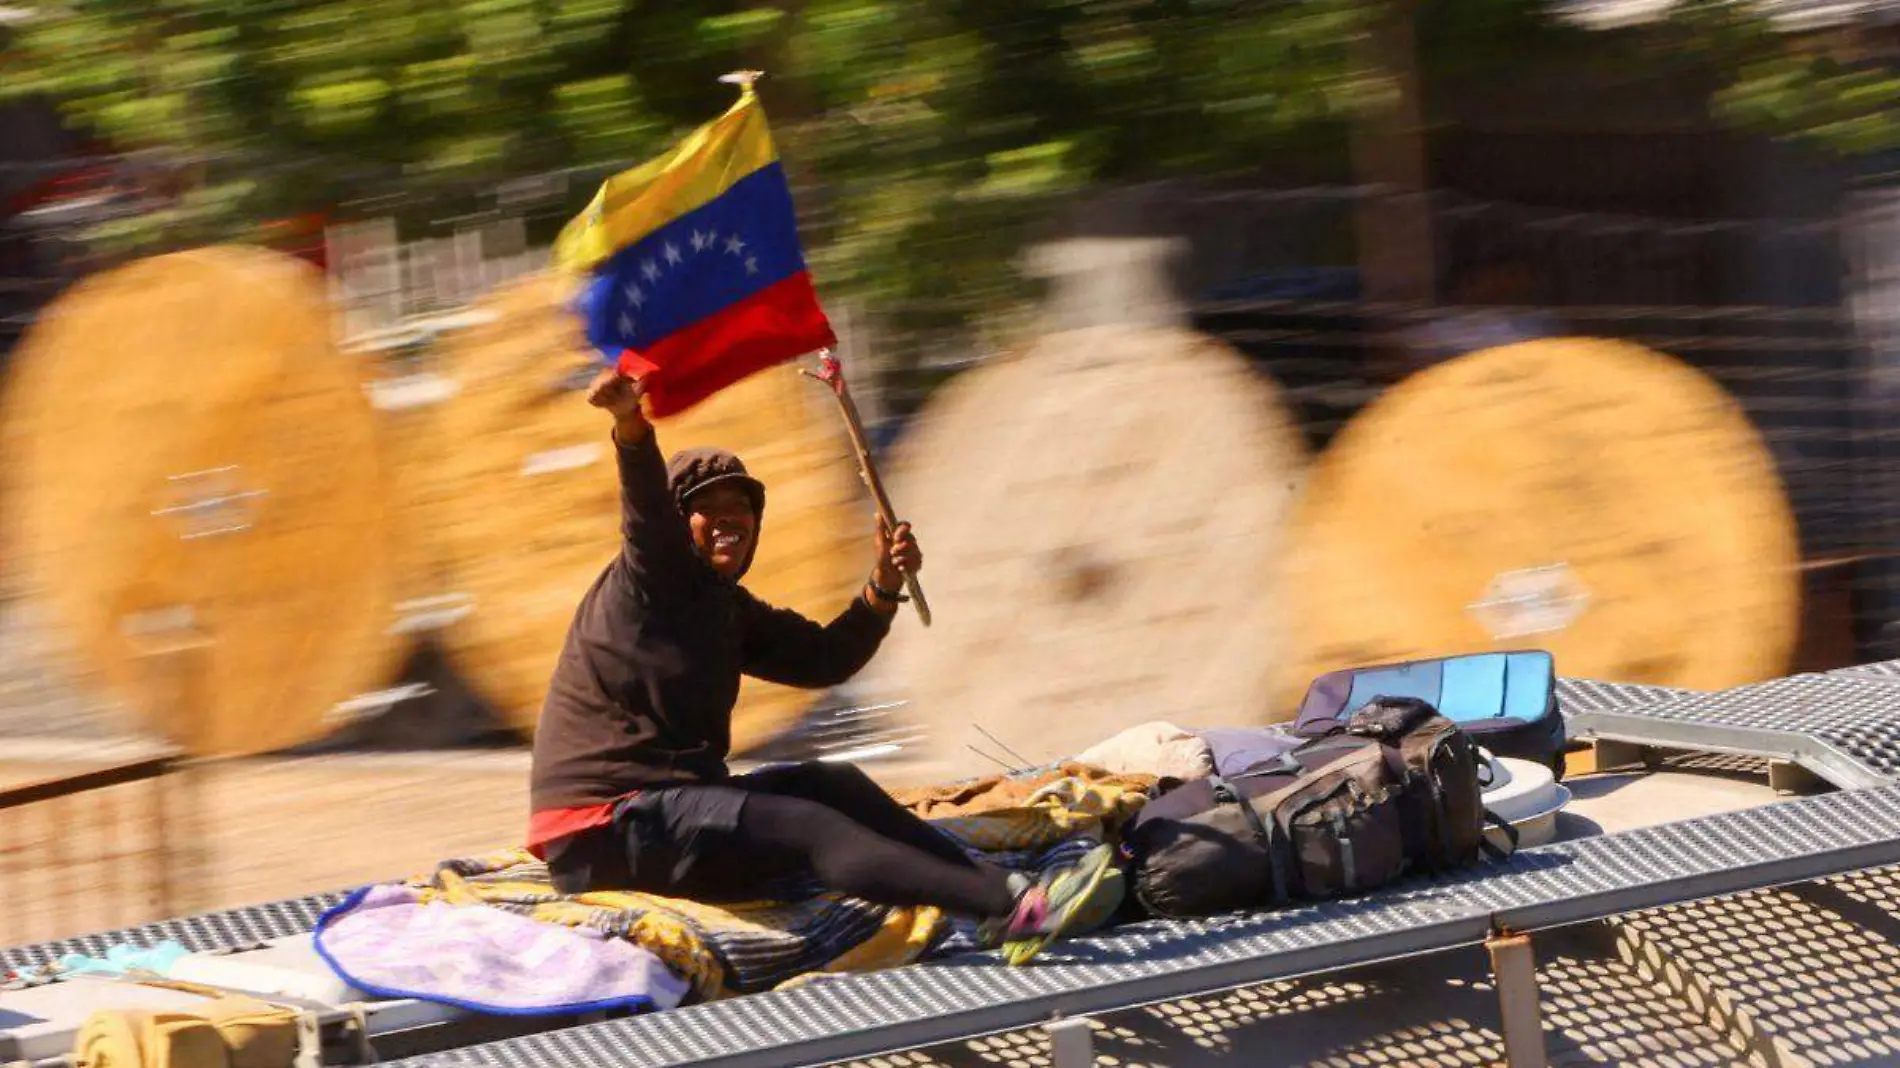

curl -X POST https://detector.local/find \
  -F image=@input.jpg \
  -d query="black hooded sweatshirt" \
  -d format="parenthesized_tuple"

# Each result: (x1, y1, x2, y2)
(529, 428, 892, 814)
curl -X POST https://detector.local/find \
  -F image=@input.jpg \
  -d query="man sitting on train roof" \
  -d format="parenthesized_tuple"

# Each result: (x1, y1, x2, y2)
(525, 367, 1121, 965)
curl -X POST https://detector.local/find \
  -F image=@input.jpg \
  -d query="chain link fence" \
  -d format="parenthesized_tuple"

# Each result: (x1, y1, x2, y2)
(0, 150, 1892, 704)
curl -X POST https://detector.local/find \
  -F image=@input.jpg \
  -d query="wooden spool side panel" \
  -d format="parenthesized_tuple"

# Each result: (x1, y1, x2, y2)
(193, 334, 399, 752)
(2, 246, 404, 754)
(1274, 337, 1802, 707)
(869, 325, 1311, 784)
(425, 274, 863, 750)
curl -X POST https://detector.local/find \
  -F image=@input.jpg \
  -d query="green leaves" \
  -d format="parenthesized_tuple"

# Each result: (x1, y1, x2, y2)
(7, 0, 1896, 369)
(292, 75, 390, 133)
(1717, 54, 1900, 156)
(1654, 0, 1900, 157)
(552, 74, 657, 160)
(697, 8, 788, 51)
(777, 0, 1374, 367)
(3, 0, 646, 252)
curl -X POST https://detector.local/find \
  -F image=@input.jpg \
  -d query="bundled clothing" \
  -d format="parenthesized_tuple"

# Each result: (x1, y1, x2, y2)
(895, 763, 1159, 821)
(383, 772, 1152, 1000)
(1074, 722, 1215, 783)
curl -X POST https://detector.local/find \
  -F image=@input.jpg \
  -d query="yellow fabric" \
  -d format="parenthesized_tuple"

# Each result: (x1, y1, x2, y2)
(73, 1009, 228, 1068)
(73, 1008, 146, 1068)
(924, 773, 1151, 853)
(552, 85, 779, 277)
(198, 997, 302, 1068)
(894, 762, 1157, 820)
(408, 778, 1152, 1001)
(414, 855, 930, 1001)
(417, 858, 726, 997)
(72, 994, 305, 1068)
(809, 897, 946, 979)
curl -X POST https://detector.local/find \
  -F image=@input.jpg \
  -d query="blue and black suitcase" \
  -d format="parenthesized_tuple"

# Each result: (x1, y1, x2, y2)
(1291, 651, 1566, 776)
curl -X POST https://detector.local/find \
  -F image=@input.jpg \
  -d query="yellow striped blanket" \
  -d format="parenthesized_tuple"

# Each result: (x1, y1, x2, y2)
(405, 771, 1150, 1000)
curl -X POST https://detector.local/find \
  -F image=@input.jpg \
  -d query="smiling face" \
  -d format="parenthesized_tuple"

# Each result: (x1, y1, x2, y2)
(685, 483, 759, 579)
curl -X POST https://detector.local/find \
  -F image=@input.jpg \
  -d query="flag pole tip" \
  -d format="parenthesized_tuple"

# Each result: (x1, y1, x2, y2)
(719, 70, 766, 87)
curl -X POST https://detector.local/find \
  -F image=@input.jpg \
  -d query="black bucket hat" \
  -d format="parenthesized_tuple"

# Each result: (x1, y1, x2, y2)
(666, 447, 766, 519)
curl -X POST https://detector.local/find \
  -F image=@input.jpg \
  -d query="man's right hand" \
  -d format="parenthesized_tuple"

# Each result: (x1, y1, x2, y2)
(588, 367, 653, 445)
(587, 367, 646, 419)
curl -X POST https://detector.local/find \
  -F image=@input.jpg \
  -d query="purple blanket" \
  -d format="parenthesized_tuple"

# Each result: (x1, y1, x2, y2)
(313, 885, 689, 1016)
(1194, 724, 1302, 777)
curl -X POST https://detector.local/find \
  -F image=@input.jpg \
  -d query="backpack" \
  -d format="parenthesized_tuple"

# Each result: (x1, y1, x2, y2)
(1293, 651, 1566, 777)
(1125, 697, 1516, 920)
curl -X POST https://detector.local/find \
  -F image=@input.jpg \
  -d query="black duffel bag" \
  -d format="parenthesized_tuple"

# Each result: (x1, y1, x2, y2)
(1124, 697, 1515, 919)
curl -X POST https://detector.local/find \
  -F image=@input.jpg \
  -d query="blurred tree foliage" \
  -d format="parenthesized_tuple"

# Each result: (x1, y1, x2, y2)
(1, 0, 676, 253)
(1672, 1, 1900, 158)
(3, 0, 1895, 350)
(0, 0, 1378, 356)
(785, 0, 1375, 352)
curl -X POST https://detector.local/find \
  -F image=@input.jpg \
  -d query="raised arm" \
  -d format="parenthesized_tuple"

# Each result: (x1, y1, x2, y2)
(739, 519, 922, 687)
(739, 590, 893, 688)
(586, 369, 698, 592)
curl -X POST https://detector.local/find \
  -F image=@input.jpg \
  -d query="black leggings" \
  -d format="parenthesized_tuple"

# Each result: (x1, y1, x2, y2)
(551, 761, 1018, 918)
(734, 765, 1017, 916)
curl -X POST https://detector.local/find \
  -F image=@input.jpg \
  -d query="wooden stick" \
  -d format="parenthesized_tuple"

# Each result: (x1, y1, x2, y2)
(801, 351, 932, 627)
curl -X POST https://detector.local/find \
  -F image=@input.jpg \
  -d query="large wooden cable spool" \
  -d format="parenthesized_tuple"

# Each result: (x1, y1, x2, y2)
(353, 319, 487, 654)
(867, 324, 1311, 784)
(1274, 336, 1801, 706)
(417, 273, 864, 750)
(0, 246, 405, 755)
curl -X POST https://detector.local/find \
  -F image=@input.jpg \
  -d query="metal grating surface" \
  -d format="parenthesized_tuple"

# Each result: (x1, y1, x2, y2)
(1555, 677, 1694, 715)
(0, 676, 1677, 974)
(0, 672, 1829, 1063)
(1828, 658, 1900, 682)
(382, 784, 1900, 1068)
(1568, 673, 1900, 788)
(1614, 863, 1900, 1067)
(0, 891, 348, 973)
(832, 935, 1754, 1068)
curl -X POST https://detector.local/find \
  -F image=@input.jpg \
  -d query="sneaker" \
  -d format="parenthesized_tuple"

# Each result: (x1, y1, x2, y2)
(978, 845, 1124, 966)
(1062, 862, 1126, 934)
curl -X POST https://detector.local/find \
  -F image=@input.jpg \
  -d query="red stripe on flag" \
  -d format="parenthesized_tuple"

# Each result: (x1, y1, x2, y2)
(617, 271, 837, 418)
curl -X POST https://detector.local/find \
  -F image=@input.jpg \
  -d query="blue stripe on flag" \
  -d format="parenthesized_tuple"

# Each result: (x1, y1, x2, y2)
(575, 162, 811, 357)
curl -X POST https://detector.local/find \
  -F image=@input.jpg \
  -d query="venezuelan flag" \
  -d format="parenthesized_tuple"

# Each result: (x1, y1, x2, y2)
(554, 84, 836, 417)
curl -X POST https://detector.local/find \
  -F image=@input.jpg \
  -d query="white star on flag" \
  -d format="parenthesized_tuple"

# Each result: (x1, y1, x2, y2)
(744, 255, 759, 275)
(641, 259, 661, 282)
(663, 242, 682, 265)
(622, 282, 641, 305)
(724, 235, 745, 256)
(690, 230, 708, 252)
(617, 312, 633, 335)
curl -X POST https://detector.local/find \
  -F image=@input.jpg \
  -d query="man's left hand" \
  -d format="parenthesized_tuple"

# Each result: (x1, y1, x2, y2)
(872, 518, 922, 594)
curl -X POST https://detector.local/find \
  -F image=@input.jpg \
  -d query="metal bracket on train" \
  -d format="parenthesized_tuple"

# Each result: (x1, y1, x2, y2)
(1486, 922, 1548, 1068)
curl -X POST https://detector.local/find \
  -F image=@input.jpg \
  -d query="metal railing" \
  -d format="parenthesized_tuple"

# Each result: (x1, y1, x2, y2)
(0, 752, 203, 949)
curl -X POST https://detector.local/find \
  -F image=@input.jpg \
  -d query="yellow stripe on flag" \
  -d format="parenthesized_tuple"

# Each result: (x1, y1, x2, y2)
(553, 87, 780, 277)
